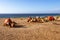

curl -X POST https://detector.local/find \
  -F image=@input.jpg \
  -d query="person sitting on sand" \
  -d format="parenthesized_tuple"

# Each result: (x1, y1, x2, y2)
(4, 18, 12, 27)
(35, 16, 40, 22)
(27, 16, 32, 22)
(30, 18, 37, 22)
(47, 16, 55, 21)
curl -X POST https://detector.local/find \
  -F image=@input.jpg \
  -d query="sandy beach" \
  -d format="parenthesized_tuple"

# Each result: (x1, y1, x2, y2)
(0, 18, 60, 40)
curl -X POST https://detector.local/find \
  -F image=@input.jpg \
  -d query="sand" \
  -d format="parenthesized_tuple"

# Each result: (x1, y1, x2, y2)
(0, 18, 60, 40)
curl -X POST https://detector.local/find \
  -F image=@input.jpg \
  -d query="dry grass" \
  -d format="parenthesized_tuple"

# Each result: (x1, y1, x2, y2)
(0, 18, 60, 40)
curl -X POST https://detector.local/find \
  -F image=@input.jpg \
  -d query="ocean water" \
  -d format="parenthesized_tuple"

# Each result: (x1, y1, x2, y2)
(0, 13, 60, 18)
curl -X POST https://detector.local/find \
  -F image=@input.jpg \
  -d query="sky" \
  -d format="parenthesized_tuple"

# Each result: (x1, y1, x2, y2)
(0, 0, 60, 13)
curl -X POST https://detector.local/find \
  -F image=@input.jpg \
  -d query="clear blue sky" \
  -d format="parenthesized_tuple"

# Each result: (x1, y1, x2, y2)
(0, 0, 60, 13)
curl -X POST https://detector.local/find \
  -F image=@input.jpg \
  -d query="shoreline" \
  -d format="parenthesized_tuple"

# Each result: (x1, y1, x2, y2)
(0, 14, 60, 18)
(0, 15, 60, 18)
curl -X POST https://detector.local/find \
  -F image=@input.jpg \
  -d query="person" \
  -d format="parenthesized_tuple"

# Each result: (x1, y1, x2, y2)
(35, 16, 40, 22)
(27, 16, 32, 22)
(4, 18, 12, 27)
(47, 16, 55, 21)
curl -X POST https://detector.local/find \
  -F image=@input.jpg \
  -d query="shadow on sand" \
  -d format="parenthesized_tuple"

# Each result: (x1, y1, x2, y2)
(53, 22, 60, 25)
(11, 24, 27, 28)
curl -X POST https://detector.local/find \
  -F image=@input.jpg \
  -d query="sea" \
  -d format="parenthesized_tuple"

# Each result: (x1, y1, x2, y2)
(0, 13, 60, 18)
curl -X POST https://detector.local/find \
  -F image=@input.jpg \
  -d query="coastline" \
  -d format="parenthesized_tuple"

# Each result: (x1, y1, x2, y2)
(0, 14, 60, 18)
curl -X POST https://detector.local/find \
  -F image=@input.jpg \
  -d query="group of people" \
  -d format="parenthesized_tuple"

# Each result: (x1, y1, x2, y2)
(27, 16, 55, 23)
(3, 16, 60, 27)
